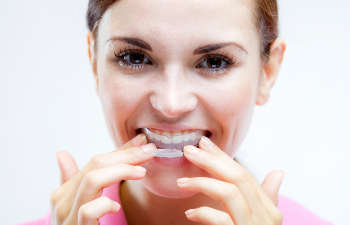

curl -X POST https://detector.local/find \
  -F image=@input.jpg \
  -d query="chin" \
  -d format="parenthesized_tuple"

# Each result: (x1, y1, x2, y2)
(140, 160, 206, 199)
(141, 176, 198, 199)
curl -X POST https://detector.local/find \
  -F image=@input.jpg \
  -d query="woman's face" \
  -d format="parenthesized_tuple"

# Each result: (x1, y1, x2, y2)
(88, 0, 282, 198)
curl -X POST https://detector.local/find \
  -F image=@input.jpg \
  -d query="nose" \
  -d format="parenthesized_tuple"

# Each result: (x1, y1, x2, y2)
(149, 66, 198, 119)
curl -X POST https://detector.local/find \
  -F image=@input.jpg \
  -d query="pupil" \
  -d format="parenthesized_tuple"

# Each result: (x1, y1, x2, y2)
(130, 53, 144, 64)
(208, 57, 221, 68)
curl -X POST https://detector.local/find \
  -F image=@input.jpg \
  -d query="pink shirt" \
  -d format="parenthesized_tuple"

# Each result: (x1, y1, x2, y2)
(17, 182, 333, 225)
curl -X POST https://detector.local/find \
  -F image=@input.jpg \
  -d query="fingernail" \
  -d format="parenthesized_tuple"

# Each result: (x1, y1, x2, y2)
(134, 166, 146, 174)
(200, 136, 214, 148)
(131, 134, 147, 145)
(177, 177, 190, 186)
(112, 201, 121, 211)
(184, 145, 200, 154)
(141, 143, 156, 154)
(185, 209, 195, 217)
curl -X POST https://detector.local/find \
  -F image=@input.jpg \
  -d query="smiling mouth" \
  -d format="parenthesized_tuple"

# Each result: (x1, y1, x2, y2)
(136, 128, 211, 157)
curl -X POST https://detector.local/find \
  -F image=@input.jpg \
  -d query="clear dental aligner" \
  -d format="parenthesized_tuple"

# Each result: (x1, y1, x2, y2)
(141, 127, 206, 158)
(152, 148, 184, 158)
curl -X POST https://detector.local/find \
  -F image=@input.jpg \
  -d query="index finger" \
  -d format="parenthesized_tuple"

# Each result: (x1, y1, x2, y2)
(117, 133, 147, 151)
(184, 141, 266, 213)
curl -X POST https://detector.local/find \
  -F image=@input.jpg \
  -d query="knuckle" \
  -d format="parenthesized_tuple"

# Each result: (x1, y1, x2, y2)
(78, 204, 93, 222)
(89, 154, 105, 169)
(50, 188, 61, 206)
(127, 149, 141, 159)
(273, 210, 283, 224)
(115, 147, 141, 163)
(219, 212, 232, 224)
(54, 202, 68, 224)
(131, 146, 146, 156)
(235, 169, 248, 183)
(225, 183, 239, 199)
(83, 171, 98, 189)
(50, 193, 58, 207)
(114, 163, 131, 172)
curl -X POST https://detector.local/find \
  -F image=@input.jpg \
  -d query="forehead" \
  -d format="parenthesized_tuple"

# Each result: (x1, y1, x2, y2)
(98, 0, 258, 52)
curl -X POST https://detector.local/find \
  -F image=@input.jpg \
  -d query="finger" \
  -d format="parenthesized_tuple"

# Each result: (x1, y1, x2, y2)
(78, 196, 120, 225)
(261, 170, 285, 206)
(74, 164, 146, 211)
(104, 143, 156, 165)
(184, 144, 265, 213)
(185, 206, 235, 225)
(118, 133, 147, 151)
(198, 136, 224, 155)
(177, 177, 250, 225)
(54, 137, 148, 195)
(56, 150, 80, 185)
(82, 143, 156, 172)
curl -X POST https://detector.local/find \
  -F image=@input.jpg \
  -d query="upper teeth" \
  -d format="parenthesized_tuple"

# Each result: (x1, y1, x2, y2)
(145, 128, 202, 136)
(141, 128, 205, 148)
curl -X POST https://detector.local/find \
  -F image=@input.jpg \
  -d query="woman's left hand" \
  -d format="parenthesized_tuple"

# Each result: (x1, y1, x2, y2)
(177, 136, 285, 225)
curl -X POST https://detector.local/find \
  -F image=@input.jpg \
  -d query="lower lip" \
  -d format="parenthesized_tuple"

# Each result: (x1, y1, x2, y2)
(152, 154, 191, 166)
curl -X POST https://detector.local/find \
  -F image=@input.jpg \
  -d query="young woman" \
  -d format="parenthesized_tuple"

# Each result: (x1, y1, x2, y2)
(19, 0, 333, 224)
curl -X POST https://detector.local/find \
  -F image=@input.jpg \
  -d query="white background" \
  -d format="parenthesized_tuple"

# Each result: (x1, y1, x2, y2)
(1, 0, 349, 224)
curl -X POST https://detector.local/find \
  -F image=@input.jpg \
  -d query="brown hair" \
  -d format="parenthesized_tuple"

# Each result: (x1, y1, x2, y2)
(86, 0, 278, 61)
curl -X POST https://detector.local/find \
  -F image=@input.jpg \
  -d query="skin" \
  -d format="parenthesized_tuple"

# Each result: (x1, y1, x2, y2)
(53, 0, 286, 224)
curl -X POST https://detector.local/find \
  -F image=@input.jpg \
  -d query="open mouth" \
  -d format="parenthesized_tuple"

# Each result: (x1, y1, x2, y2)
(136, 128, 212, 158)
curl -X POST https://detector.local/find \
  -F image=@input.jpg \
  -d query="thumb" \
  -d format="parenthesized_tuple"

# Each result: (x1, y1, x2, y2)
(261, 170, 285, 206)
(56, 150, 80, 185)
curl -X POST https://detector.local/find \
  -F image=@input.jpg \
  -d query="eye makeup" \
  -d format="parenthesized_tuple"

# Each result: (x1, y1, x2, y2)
(193, 49, 241, 76)
(114, 47, 154, 72)
(109, 43, 244, 76)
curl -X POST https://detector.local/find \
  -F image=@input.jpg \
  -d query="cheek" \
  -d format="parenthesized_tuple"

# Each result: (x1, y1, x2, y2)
(97, 67, 146, 145)
(207, 75, 258, 120)
(100, 77, 139, 111)
(202, 73, 259, 154)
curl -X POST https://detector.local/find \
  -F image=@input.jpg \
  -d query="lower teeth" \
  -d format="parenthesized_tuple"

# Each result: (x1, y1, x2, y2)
(153, 149, 183, 158)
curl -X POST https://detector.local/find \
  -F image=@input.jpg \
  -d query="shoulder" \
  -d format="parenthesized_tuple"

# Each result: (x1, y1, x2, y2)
(15, 211, 51, 225)
(278, 194, 333, 225)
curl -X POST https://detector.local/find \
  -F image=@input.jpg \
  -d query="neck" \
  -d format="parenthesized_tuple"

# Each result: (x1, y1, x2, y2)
(120, 179, 223, 225)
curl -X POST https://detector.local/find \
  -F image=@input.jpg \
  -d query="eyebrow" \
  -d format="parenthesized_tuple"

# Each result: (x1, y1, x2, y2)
(106, 37, 153, 51)
(193, 42, 247, 55)
(106, 36, 247, 55)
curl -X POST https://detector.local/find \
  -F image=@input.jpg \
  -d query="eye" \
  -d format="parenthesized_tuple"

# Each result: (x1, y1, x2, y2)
(195, 54, 235, 75)
(114, 48, 153, 71)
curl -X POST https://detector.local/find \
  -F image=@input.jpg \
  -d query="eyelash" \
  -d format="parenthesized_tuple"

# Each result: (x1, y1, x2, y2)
(114, 48, 236, 76)
(195, 53, 235, 76)
(114, 48, 153, 72)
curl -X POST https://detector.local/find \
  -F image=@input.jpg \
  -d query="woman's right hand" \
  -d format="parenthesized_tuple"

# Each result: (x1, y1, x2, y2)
(50, 133, 155, 225)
